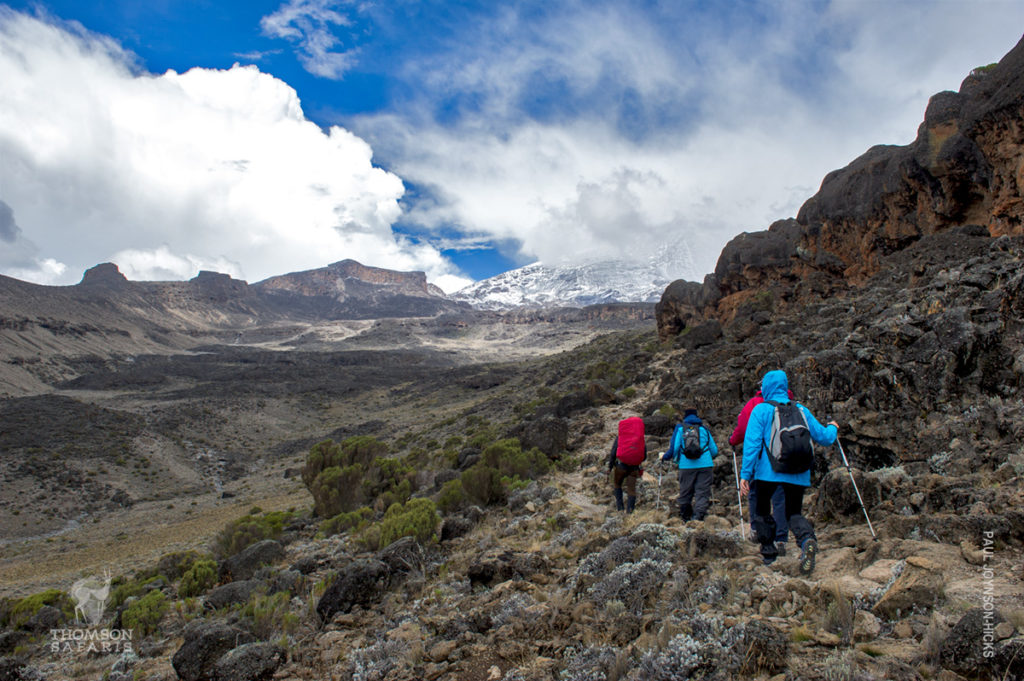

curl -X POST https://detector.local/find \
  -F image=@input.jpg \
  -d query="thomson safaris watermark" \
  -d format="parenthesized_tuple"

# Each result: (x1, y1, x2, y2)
(49, 569, 133, 656)
(981, 530, 996, 659)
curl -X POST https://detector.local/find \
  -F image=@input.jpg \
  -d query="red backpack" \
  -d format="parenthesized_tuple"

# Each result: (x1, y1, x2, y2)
(615, 417, 646, 465)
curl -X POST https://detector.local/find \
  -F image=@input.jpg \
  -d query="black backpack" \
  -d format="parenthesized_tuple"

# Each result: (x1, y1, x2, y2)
(764, 400, 813, 474)
(682, 424, 704, 460)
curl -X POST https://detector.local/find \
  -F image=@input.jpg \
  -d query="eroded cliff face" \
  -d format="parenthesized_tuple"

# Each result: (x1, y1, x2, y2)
(254, 259, 436, 299)
(657, 36, 1024, 341)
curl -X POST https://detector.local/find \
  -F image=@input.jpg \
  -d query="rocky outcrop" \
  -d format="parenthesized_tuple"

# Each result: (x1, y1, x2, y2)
(78, 262, 129, 287)
(255, 259, 438, 300)
(658, 36, 1024, 341)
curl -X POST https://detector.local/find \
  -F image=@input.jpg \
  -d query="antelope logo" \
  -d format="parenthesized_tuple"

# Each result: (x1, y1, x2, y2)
(70, 569, 112, 627)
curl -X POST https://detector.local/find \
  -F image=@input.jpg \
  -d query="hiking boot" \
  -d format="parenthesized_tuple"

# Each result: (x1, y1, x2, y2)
(799, 539, 818, 575)
(762, 555, 776, 566)
(776, 542, 787, 557)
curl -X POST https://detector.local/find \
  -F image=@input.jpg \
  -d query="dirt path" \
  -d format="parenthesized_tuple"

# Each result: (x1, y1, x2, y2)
(559, 470, 606, 520)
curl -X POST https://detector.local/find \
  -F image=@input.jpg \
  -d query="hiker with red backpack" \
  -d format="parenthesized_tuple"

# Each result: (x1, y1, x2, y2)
(739, 370, 838, 574)
(662, 408, 718, 521)
(608, 415, 646, 513)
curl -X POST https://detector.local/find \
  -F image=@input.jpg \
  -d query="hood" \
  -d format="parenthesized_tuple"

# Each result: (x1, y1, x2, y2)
(760, 370, 790, 403)
(683, 414, 703, 426)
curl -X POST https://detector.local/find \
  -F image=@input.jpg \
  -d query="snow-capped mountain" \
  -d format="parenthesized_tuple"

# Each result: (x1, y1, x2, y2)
(451, 242, 700, 310)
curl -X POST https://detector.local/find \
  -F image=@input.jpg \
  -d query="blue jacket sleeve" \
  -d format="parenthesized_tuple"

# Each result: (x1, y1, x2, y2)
(741, 403, 769, 480)
(703, 427, 718, 456)
(663, 424, 681, 461)
(798, 404, 838, 446)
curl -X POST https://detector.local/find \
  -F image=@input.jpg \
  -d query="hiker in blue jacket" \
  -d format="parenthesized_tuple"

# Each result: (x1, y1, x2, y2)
(739, 370, 838, 574)
(662, 408, 718, 522)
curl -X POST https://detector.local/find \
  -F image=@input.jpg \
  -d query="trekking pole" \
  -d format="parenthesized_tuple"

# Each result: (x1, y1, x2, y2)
(655, 456, 664, 511)
(731, 450, 744, 530)
(835, 438, 877, 540)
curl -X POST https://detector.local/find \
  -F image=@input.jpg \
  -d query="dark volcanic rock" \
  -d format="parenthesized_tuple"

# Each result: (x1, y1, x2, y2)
(212, 642, 286, 681)
(940, 608, 1010, 679)
(316, 559, 390, 622)
(509, 416, 569, 457)
(171, 621, 255, 681)
(220, 540, 286, 582)
(204, 580, 263, 610)
(466, 550, 549, 588)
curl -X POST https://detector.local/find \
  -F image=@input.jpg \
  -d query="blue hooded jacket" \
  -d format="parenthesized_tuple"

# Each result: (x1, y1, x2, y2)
(740, 370, 837, 486)
(663, 413, 717, 469)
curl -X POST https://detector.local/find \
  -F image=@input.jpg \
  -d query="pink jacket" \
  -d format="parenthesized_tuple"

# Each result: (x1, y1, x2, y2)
(729, 388, 794, 446)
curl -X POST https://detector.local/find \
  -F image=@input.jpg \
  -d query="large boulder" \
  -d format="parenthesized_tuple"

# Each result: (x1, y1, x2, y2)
(939, 608, 1024, 681)
(467, 550, 549, 588)
(204, 580, 262, 610)
(508, 416, 568, 458)
(220, 540, 285, 582)
(212, 642, 286, 681)
(316, 559, 390, 622)
(873, 556, 945, 618)
(171, 621, 255, 681)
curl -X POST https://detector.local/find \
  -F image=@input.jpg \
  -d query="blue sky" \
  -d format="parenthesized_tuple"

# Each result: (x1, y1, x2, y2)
(2, 1, 1023, 291)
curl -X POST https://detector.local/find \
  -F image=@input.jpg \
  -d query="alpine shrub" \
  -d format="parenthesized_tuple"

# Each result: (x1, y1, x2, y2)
(378, 498, 439, 548)
(460, 464, 504, 505)
(458, 439, 551, 507)
(215, 510, 297, 557)
(109, 575, 166, 610)
(636, 617, 748, 681)
(587, 558, 671, 616)
(559, 644, 619, 681)
(241, 591, 298, 639)
(7, 589, 73, 628)
(321, 507, 373, 536)
(179, 559, 218, 598)
(120, 590, 168, 637)
(437, 478, 467, 512)
(303, 437, 416, 517)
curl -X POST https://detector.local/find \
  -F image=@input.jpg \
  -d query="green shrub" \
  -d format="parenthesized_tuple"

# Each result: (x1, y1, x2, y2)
(480, 439, 549, 479)
(120, 590, 168, 637)
(321, 507, 373, 536)
(108, 575, 166, 610)
(215, 510, 297, 557)
(179, 559, 218, 598)
(460, 464, 504, 505)
(7, 589, 73, 628)
(437, 478, 467, 513)
(241, 591, 298, 639)
(378, 498, 439, 548)
(302, 436, 417, 518)
(455, 439, 551, 507)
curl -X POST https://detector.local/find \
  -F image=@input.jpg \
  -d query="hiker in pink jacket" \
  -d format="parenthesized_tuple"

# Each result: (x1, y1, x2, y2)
(730, 388, 791, 554)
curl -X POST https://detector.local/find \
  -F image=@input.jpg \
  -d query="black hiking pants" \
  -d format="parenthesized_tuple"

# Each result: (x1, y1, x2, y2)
(752, 481, 814, 561)
(677, 467, 712, 521)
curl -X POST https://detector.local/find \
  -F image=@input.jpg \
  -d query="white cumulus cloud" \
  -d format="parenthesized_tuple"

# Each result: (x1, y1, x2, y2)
(0, 8, 471, 292)
(351, 1, 1024, 281)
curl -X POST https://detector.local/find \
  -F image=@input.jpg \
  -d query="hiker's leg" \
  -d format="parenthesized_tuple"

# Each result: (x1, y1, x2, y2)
(747, 482, 759, 533)
(612, 467, 626, 510)
(752, 481, 779, 562)
(782, 483, 814, 546)
(677, 469, 696, 521)
(692, 468, 713, 520)
(624, 470, 638, 513)
(771, 484, 789, 542)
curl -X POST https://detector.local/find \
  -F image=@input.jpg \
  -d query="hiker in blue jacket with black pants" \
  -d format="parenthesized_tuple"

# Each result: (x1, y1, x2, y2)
(662, 408, 718, 522)
(739, 370, 838, 574)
